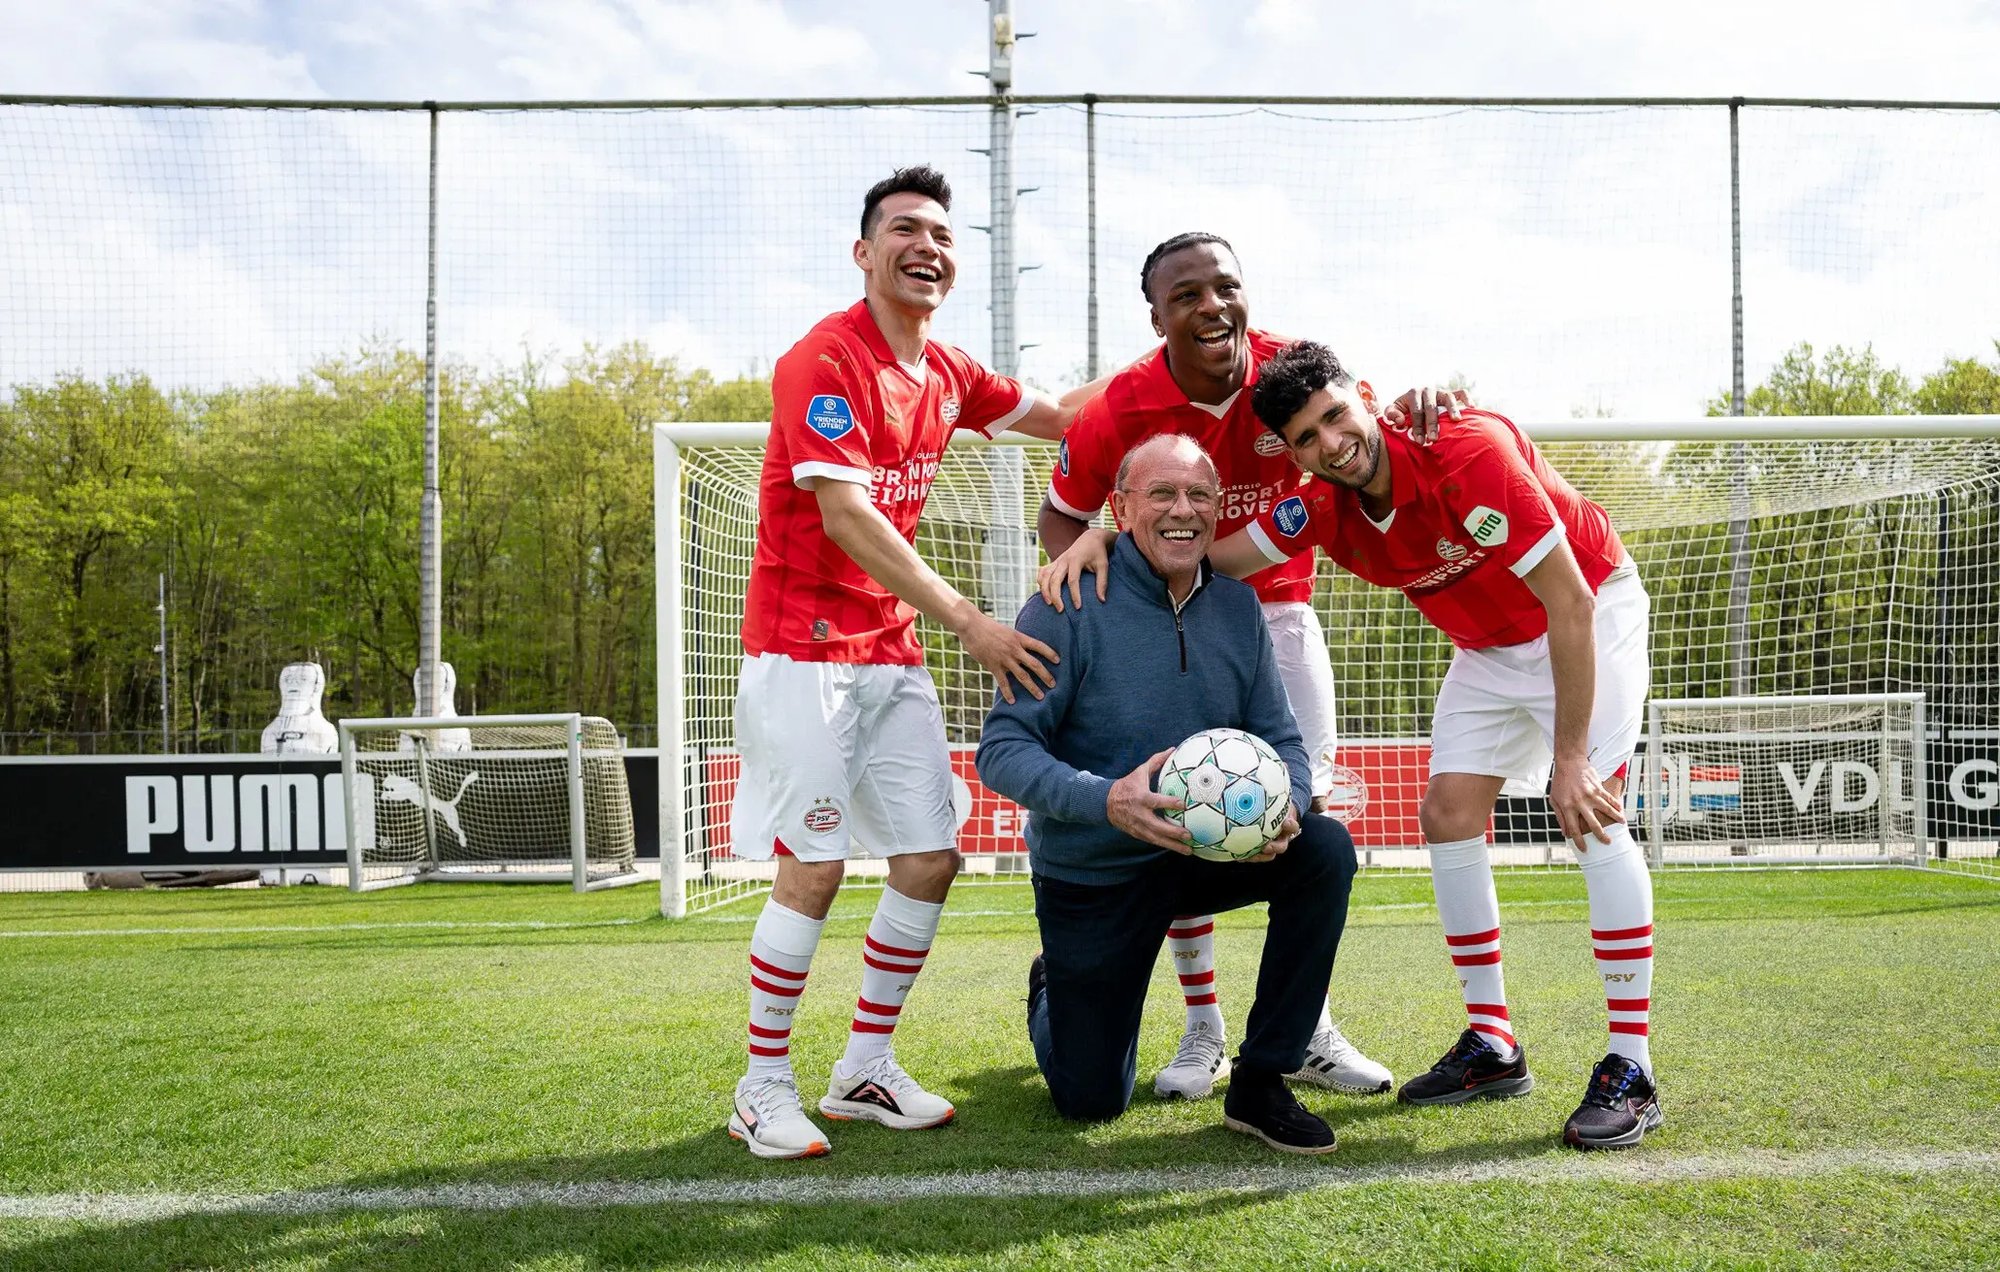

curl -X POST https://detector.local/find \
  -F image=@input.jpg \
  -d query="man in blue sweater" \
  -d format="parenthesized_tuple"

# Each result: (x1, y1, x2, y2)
(976, 434, 1359, 1154)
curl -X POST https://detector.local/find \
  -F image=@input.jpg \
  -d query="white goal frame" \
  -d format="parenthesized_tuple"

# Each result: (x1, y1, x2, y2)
(657, 415, 2000, 917)
(340, 712, 645, 894)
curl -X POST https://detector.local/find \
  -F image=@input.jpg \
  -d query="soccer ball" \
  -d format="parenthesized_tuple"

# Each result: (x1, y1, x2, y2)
(1157, 727, 1293, 862)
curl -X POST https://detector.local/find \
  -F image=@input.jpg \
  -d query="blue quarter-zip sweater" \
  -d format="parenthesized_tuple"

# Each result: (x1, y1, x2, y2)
(975, 532, 1312, 885)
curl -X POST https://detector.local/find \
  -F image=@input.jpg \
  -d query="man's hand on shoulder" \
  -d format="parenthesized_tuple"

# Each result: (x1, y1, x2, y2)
(1384, 385, 1471, 446)
(1243, 801, 1301, 863)
(1108, 749, 1193, 853)
(953, 606, 1059, 705)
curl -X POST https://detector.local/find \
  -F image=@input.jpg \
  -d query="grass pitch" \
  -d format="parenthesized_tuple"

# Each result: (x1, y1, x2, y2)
(0, 867, 1996, 1270)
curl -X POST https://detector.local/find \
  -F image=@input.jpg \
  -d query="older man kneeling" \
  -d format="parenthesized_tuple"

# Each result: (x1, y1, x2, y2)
(975, 434, 1358, 1154)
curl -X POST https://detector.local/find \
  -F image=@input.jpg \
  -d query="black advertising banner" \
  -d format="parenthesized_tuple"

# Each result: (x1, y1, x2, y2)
(0, 753, 664, 871)
(1493, 733, 2000, 850)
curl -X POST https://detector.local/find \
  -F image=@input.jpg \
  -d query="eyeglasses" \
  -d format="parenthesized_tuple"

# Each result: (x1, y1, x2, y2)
(1134, 484, 1217, 511)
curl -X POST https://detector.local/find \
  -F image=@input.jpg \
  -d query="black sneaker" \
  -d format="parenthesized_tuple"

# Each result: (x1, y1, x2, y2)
(1562, 1054, 1664, 1150)
(1221, 1064, 1338, 1155)
(1026, 952, 1047, 1026)
(1396, 1028, 1535, 1105)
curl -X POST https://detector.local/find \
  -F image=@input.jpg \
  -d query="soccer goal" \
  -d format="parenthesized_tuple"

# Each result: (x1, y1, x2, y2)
(656, 416, 2000, 915)
(1643, 693, 1928, 867)
(340, 713, 643, 892)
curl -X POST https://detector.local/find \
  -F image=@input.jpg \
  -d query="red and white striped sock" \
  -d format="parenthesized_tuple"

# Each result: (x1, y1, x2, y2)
(746, 899, 824, 1079)
(840, 885, 943, 1068)
(1428, 834, 1516, 1051)
(1580, 824, 1654, 1076)
(1166, 916, 1224, 1035)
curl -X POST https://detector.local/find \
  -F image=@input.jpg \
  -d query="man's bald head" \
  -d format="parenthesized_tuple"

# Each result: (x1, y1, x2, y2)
(1110, 434, 1219, 592)
(1115, 433, 1220, 494)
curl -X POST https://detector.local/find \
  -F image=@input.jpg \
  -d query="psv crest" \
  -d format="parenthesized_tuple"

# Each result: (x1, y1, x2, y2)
(1253, 431, 1288, 457)
(803, 799, 842, 834)
(1436, 537, 1468, 561)
(941, 395, 961, 425)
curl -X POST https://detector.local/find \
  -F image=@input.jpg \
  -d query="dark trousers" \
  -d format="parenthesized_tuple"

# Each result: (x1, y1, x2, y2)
(1026, 812, 1357, 1121)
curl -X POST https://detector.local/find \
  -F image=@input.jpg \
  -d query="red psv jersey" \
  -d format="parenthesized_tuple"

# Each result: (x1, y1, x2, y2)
(1245, 410, 1625, 649)
(1047, 330, 1317, 605)
(743, 300, 1029, 664)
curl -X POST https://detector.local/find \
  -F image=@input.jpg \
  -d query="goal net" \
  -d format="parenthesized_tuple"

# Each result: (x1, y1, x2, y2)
(1644, 694, 1927, 867)
(656, 418, 2000, 915)
(340, 713, 642, 892)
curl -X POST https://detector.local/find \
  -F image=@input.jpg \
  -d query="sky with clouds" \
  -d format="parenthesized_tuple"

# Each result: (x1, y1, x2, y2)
(3, 1, 1998, 418)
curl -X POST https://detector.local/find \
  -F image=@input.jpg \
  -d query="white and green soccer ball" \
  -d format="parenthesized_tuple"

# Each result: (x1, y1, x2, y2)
(1157, 727, 1293, 862)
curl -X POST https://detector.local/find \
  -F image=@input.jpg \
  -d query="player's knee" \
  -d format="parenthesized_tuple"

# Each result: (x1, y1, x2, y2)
(1419, 788, 1482, 843)
(889, 847, 960, 897)
(773, 857, 846, 917)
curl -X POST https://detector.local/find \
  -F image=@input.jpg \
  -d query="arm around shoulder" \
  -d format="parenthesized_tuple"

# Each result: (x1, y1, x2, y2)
(974, 600, 1113, 825)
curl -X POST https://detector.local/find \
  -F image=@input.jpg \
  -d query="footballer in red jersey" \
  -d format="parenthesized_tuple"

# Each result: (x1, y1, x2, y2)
(1036, 233, 1466, 1104)
(1228, 340, 1660, 1151)
(1037, 340, 1663, 1149)
(727, 166, 1096, 1163)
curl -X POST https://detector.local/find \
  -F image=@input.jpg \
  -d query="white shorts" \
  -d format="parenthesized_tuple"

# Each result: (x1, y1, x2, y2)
(1262, 601, 1338, 799)
(1428, 567, 1650, 796)
(730, 653, 959, 863)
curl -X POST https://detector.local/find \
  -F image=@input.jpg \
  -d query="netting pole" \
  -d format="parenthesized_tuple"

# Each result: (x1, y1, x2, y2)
(981, 0, 1032, 618)
(1086, 94, 1099, 380)
(417, 102, 443, 719)
(1912, 694, 1930, 867)
(655, 432, 688, 918)
(568, 712, 587, 891)
(1724, 99, 1751, 695)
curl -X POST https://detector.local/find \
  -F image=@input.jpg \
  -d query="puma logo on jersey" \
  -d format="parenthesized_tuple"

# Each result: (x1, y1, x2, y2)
(818, 352, 846, 371)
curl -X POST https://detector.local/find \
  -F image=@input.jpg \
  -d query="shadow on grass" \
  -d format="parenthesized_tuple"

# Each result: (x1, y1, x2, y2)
(0, 1066, 1565, 1271)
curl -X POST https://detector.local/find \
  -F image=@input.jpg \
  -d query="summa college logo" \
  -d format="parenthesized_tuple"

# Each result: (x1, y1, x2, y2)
(1463, 505, 1509, 547)
(1272, 495, 1310, 538)
(1253, 431, 1288, 458)
(1436, 537, 1468, 561)
(941, 395, 961, 425)
(807, 395, 856, 441)
(803, 799, 842, 834)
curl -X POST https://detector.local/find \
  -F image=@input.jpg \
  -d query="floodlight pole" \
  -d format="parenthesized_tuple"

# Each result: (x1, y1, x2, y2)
(980, 0, 1033, 619)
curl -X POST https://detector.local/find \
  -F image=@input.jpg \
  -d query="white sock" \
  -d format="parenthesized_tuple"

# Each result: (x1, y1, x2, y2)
(1428, 834, 1516, 1051)
(1167, 915, 1224, 1036)
(746, 899, 823, 1079)
(1580, 824, 1655, 1077)
(1314, 997, 1335, 1036)
(840, 886, 942, 1069)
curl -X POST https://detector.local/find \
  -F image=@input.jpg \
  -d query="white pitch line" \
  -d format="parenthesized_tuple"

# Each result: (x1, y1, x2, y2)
(0, 895, 1714, 939)
(0, 917, 653, 940)
(1, 1148, 1992, 1223)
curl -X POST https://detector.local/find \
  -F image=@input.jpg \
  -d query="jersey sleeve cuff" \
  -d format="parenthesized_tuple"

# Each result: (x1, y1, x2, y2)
(1046, 484, 1101, 522)
(792, 460, 872, 488)
(977, 386, 1034, 438)
(1245, 520, 1293, 566)
(1507, 524, 1566, 578)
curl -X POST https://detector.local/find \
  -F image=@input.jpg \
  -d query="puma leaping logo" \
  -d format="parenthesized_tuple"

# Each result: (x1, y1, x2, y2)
(380, 771, 479, 846)
(818, 352, 846, 372)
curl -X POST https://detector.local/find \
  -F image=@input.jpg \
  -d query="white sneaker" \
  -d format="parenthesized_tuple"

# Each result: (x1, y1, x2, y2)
(819, 1051, 956, 1130)
(1153, 1019, 1231, 1100)
(1289, 1021, 1393, 1094)
(729, 1072, 831, 1159)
